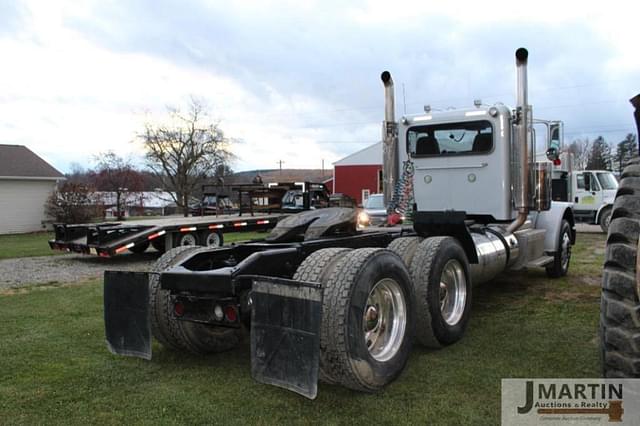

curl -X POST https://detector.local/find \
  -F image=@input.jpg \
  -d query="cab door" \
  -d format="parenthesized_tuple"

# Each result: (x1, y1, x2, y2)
(573, 171, 601, 221)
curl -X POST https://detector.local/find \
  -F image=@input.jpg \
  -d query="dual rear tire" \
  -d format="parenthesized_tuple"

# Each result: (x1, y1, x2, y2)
(389, 237, 472, 348)
(149, 246, 242, 354)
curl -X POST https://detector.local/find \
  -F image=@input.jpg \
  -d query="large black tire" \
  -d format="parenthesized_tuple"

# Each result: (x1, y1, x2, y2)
(321, 248, 415, 392)
(545, 219, 572, 278)
(599, 207, 612, 234)
(409, 237, 472, 348)
(293, 247, 352, 384)
(128, 241, 150, 254)
(149, 246, 242, 354)
(149, 246, 198, 350)
(601, 162, 640, 377)
(387, 236, 423, 266)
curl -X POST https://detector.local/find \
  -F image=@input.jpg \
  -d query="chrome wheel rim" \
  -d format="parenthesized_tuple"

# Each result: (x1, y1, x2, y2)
(439, 259, 467, 326)
(363, 278, 407, 362)
(561, 231, 571, 270)
(179, 233, 197, 246)
(205, 232, 221, 247)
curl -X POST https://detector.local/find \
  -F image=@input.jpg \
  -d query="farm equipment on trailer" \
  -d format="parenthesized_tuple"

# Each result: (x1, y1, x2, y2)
(104, 48, 575, 399)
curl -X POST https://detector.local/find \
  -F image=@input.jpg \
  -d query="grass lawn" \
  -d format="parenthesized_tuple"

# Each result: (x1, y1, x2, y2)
(0, 233, 604, 425)
(0, 232, 61, 260)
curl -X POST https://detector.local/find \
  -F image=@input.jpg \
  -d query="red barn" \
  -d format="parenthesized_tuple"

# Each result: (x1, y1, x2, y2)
(333, 142, 382, 206)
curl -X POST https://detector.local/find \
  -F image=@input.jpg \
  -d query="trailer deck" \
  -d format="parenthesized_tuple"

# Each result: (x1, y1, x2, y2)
(49, 213, 283, 257)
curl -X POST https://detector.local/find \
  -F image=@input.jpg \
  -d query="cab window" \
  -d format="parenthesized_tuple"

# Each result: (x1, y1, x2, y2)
(407, 120, 493, 157)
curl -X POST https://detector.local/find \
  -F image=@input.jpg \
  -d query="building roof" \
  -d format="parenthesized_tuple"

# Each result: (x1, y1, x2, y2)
(225, 169, 331, 184)
(333, 142, 382, 166)
(0, 144, 64, 180)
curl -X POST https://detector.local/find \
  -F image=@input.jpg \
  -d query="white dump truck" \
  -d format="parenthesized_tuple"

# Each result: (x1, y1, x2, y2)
(103, 48, 575, 399)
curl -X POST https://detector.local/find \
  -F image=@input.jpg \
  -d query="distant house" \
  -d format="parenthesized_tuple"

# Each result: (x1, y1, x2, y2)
(96, 191, 177, 218)
(0, 145, 65, 234)
(333, 142, 382, 205)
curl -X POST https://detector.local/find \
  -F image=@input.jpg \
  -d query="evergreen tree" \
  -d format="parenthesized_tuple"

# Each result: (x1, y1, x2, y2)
(586, 136, 611, 170)
(613, 134, 638, 173)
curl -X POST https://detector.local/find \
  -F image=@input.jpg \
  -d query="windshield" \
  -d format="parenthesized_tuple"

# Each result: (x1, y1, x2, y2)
(282, 191, 303, 207)
(364, 195, 385, 209)
(407, 120, 493, 157)
(597, 172, 618, 190)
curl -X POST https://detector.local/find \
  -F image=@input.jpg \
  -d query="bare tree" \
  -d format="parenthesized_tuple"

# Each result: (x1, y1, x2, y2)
(90, 151, 145, 220)
(567, 138, 591, 170)
(139, 99, 234, 216)
(46, 182, 101, 224)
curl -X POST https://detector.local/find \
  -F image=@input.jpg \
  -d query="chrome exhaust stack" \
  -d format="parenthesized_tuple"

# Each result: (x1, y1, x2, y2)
(507, 48, 530, 233)
(381, 71, 399, 211)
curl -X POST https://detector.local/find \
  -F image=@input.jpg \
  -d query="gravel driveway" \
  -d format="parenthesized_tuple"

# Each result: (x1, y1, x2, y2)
(0, 252, 158, 290)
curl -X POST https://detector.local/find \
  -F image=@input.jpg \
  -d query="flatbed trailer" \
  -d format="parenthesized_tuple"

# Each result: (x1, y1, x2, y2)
(48, 213, 282, 257)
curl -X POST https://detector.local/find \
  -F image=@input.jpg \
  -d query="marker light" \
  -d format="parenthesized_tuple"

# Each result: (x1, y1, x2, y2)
(213, 305, 224, 321)
(174, 301, 185, 317)
(224, 306, 238, 322)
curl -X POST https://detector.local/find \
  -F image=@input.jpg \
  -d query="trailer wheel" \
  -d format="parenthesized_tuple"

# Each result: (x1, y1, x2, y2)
(601, 163, 640, 377)
(599, 207, 612, 233)
(387, 236, 423, 266)
(409, 237, 471, 348)
(150, 239, 165, 253)
(293, 247, 353, 384)
(545, 219, 572, 278)
(177, 233, 198, 246)
(149, 246, 243, 353)
(128, 241, 150, 254)
(203, 231, 224, 248)
(321, 248, 414, 392)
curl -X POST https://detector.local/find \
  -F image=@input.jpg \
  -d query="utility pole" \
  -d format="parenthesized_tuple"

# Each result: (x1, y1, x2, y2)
(277, 160, 285, 175)
(321, 159, 324, 177)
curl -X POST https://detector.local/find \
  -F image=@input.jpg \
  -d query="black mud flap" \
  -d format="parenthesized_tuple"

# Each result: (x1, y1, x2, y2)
(104, 271, 151, 360)
(250, 276, 322, 399)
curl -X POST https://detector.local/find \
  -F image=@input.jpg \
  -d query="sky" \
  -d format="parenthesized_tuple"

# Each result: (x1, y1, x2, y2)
(0, 0, 638, 174)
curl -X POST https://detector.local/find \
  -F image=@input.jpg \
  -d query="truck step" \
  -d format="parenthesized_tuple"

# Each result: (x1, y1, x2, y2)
(526, 255, 554, 268)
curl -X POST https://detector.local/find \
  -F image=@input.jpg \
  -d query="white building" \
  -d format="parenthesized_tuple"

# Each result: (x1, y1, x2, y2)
(0, 145, 65, 234)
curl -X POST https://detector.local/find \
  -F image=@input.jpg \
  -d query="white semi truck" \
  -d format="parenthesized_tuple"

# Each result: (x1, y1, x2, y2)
(103, 48, 576, 399)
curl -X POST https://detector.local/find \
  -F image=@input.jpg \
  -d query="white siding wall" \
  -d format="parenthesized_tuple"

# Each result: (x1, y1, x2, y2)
(0, 179, 57, 234)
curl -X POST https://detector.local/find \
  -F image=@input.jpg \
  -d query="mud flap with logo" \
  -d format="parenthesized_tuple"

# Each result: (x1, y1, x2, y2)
(104, 271, 152, 360)
(250, 276, 322, 399)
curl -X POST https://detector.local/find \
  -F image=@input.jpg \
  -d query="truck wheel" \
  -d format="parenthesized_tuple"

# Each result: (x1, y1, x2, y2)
(410, 237, 471, 348)
(149, 246, 242, 353)
(545, 219, 572, 278)
(387, 236, 423, 266)
(601, 163, 640, 377)
(128, 241, 150, 254)
(177, 232, 198, 246)
(203, 231, 224, 248)
(178, 320, 243, 355)
(293, 247, 352, 384)
(321, 248, 414, 392)
(599, 207, 612, 233)
(149, 246, 199, 350)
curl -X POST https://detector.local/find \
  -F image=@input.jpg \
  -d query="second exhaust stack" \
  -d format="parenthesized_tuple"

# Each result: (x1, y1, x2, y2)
(381, 71, 398, 211)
